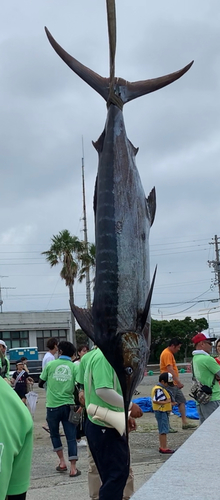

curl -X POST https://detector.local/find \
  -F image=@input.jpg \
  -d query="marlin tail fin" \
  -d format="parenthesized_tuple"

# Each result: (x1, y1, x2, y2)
(45, 27, 193, 107)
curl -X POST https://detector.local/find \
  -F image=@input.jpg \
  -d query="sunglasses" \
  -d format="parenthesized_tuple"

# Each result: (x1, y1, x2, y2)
(204, 341, 212, 345)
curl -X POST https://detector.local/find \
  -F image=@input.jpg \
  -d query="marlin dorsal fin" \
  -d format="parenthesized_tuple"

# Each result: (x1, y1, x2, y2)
(141, 266, 157, 330)
(146, 187, 156, 227)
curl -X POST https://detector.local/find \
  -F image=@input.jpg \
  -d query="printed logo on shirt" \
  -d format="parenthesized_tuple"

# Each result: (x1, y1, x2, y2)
(0, 443, 4, 472)
(53, 364, 72, 382)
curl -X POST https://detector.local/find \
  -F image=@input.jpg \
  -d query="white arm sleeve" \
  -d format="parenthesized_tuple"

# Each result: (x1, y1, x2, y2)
(96, 388, 124, 408)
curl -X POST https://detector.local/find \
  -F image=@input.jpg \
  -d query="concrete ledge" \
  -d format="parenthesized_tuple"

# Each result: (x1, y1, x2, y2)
(132, 406, 220, 500)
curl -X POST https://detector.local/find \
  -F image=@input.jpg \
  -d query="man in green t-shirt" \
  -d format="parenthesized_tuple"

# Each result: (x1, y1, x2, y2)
(0, 376, 33, 500)
(77, 348, 141, 500)
(0, 340, 10, 380)
(192, 332, 220, 424)
(39, 340, 81, 478)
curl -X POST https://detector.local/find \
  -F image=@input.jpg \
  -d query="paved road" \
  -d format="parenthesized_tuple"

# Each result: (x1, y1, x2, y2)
(27, 373, 197, 499)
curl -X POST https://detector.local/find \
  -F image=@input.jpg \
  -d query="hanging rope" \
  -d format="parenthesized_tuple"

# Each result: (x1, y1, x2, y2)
(106, 0, 123, 109)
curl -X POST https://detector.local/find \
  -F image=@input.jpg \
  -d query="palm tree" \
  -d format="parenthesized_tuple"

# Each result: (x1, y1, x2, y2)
(78, 243, 96, 285)
(42, 230, 85, 347)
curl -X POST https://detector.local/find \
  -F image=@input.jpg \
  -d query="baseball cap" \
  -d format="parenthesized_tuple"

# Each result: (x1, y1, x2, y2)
(159, 372, 174, 385)
(192, 332, 217, 345)
(0, 340, 7, 349)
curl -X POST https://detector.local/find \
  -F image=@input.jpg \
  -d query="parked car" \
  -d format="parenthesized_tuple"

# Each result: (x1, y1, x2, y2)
(10, 359, 42, 383)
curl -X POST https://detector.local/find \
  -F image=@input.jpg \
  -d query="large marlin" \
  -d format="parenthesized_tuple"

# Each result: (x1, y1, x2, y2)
(45, 0, 193, 415)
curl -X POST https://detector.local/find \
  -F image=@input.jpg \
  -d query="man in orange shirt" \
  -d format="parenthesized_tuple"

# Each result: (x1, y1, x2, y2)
(160, 338, 196, 430)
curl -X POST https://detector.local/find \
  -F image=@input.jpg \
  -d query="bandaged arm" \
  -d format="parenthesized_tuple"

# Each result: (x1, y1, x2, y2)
(96, 388, 133, 410)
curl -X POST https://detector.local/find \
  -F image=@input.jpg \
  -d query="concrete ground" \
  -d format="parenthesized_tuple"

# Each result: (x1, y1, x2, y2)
(27, 373, 198, 500)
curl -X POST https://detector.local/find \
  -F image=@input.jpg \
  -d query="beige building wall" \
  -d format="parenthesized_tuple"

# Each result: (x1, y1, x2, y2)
(0, 310, 72, 358)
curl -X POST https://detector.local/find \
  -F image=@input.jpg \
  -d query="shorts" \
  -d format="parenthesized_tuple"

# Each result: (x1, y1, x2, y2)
(154, 411, 169, 434)
(198, 400, 220, 424)
(168, 385, 186, 405)
(15, 389, 27, 400)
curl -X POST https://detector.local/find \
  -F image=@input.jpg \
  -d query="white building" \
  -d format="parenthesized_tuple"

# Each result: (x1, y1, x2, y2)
(0, 310, 71, 359)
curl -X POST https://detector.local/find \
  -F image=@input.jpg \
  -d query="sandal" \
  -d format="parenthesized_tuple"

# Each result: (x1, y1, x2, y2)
(56, 465, 67, 472)
(69, 469, 81, 477)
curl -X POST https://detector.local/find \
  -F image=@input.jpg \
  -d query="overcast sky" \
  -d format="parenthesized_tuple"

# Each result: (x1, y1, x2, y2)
(1, 0, 220, 336)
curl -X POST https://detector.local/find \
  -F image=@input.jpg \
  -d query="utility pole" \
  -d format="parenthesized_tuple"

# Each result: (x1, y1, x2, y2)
(0, 276, 8, 313)
(81, 138, 93, 349)
(208, 235, 220, 300)
(0, 276, 15, 312)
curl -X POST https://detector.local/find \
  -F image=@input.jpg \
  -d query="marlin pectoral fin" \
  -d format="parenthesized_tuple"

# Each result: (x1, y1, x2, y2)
(70, 303, 95, 342)
(141, 266, 157, 330)
(146, 187, 156, 226)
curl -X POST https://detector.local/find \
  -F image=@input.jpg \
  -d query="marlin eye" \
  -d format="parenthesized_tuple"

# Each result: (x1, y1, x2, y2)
(125, 366, 133, 375)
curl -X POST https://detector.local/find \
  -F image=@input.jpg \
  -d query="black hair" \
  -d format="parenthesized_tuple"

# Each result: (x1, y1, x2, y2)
(46, 337, 58, 350)
(168, 337, 182, 347)
(16, 359, 24, 366)
(58, 340, 76, 357)
(77, 344, 89, 354)
(159, 372, 169, 384)
(216, 338, 220, 351)
(20, 356, 27, 362)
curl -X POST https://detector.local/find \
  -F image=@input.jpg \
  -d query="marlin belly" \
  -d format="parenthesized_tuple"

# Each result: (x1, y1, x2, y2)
(93, 104, 151, 338)
(91, 103, 156, 405)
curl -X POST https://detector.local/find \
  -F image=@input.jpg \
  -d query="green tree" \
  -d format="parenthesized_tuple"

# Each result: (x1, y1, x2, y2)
(149, 316, 208, 363)
(76, 328, 89, 347)
(78, 242, 96, 284)
(42, 230, 85, 347)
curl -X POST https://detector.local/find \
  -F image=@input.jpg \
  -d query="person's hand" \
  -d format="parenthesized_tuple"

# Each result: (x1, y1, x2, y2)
(130, 403, 143, 418)
(177, 381, 184, 389)
(128, 417, 136, 433)
(76, 406, 82, 414)
(4, 378, 11, 385)
(78, 390, 85, 406)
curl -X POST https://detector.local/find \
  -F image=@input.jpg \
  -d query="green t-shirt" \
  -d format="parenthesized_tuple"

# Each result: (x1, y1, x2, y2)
(40, 357, 78, 408)
(77, 348, 123, 426)
(0, 354, 10, 379)
(76, 349, 97, 386)
(193, 353, 220, 401)
(0, 377, 33, 499)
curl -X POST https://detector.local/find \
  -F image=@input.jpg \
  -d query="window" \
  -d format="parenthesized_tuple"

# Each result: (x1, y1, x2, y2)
(36, 330, 68, 351)
(0, 331, 29, 349)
